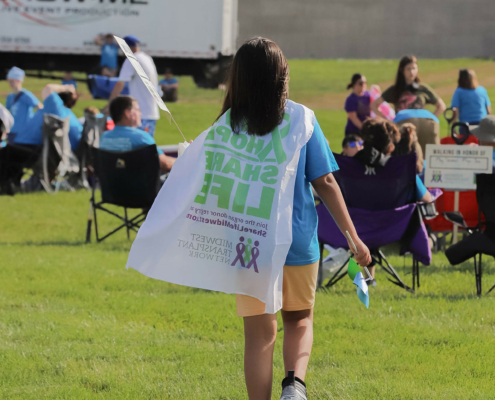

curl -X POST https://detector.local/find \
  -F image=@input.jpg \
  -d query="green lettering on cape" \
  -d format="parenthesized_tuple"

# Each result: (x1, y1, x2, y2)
(194, 111, 293, 220)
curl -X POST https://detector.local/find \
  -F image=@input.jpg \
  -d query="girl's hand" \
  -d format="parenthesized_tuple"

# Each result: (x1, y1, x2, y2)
(348, 237, 371, 267)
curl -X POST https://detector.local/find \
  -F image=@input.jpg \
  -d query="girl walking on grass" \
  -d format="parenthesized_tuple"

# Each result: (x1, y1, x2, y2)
(225, 37, 371, 400)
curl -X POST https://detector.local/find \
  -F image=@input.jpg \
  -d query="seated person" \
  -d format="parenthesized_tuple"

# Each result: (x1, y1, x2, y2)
(0, 84, 83, 194)
(355, 119, 432, 204)
(341, 134, 363, 157)
(159, 68, 179, 102)
(0, 103, 14, 142)
(13, 84, 82, 152)
(470, 115, 495, 173)
(100, 96, 175, 173)
(6, 67, 42, 136)
(392, 122, 424, 173)
(61, 71, 78, 89)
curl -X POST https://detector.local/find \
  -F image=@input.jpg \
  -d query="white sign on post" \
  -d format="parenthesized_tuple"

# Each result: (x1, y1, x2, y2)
(424, 144, 493, 190)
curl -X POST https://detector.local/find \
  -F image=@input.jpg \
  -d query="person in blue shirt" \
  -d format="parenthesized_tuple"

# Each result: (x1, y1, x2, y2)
(61, 71, 77, 89)
(5, 67, 42, 135)
(100, 95, 175, 173)
(219, 37, 371, 400)
(0, 84, 83, 194)
(94, 34, 119, 77)
(451, 69, 491, 125)
(14, 83, 83, 151)
(159, 68, 179, 102)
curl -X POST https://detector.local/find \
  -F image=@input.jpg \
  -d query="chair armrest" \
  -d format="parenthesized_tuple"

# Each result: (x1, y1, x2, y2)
(418, 202, 438, 220)
(443, 211, 468, 229)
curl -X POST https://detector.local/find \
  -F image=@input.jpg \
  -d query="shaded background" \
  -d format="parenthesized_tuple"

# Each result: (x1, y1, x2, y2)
(238, 0, 495, 58)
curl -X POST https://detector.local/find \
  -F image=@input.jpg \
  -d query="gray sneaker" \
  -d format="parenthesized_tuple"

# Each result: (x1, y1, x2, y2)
(280, 371, 307, 400)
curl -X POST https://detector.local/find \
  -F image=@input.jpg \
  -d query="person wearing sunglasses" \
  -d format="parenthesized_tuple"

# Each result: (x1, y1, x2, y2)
(344, 73, 371, 135)
(342, 134, 364, 157)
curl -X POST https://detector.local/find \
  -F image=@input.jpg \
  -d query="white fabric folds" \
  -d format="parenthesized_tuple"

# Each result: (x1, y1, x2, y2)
(126, 100, 315, 313)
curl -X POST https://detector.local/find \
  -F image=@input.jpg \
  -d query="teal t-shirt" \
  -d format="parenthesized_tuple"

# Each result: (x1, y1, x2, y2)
(100, 126, 164, 155)
(14, 92, 82, 151)
(6, 89, 40, 134)
(286, 119, 339, 266)
(451, 86, 491, 123)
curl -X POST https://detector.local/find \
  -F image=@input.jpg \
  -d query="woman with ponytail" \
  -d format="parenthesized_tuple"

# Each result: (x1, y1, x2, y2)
(344, 73, 371, 135)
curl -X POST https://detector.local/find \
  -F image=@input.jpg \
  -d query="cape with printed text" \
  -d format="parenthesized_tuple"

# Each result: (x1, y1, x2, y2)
(126, 100, 315, 313)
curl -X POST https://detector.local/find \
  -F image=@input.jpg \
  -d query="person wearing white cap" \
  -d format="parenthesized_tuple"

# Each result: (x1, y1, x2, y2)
(470, 115, 495, 172)
(107, 35, 160, 137)
(6, 67, 42, 135)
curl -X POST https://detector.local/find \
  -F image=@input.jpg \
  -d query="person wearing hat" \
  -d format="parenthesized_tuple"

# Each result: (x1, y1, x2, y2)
(107, 35, 160, 137)
(5, 67, 42, 136)
(471, 115, 495, 172)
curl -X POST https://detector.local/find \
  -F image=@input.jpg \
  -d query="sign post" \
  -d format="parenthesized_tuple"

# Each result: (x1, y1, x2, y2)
(424, 144, 492, 243)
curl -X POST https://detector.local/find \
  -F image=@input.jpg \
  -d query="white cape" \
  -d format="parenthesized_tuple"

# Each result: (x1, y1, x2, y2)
(126, 100, 314, 313)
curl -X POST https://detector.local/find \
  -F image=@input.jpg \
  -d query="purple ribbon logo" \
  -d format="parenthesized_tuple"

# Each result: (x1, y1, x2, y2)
(231, 236, 260, 273)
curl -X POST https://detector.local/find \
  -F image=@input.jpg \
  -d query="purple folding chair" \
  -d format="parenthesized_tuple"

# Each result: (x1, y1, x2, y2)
(317, 152, 433, 293)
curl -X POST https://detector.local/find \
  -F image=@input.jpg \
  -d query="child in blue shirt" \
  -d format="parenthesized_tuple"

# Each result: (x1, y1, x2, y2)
(451, 69, 491, 124)
(159, 68, 179, 102)
(95, 34, 119, 77)
(5, 67, 42, 135)
(61, 71, 78, 89)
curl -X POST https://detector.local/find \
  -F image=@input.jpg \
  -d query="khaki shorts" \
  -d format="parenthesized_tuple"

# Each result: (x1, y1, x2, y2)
(236, 262, 319, 317)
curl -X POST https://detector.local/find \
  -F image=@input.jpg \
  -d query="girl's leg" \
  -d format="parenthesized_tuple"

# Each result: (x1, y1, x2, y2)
(281, 308, 314, 381)
(243, 313, 278, 400)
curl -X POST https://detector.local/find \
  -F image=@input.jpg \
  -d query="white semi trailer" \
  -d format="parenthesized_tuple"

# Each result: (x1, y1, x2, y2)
(0, 0, 238, 87)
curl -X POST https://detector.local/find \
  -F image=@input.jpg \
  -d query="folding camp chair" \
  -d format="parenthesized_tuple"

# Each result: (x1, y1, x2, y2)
(317, 152, 435, 293)
(86, 145, 160, 243)
(80, 112, 107, 189)
(39, 114, 79, 193)
(394, 109, 440, 155)
(445, 174, 495, 295)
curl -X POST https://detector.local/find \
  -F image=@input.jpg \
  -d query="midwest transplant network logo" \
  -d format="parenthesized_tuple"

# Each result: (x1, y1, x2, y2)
(431, 171, 442, 183)
(231, 236, 260, 273)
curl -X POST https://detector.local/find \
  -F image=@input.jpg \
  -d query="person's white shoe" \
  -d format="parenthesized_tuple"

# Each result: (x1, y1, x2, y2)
(280, 371, 307, 400)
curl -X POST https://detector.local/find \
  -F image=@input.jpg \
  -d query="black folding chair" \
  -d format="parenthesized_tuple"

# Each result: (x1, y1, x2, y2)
(445, 174, 495, 295)
(86, 145, 160, 243)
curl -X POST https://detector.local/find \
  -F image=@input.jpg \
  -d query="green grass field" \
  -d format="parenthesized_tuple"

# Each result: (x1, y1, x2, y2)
(1, 59, 495, 399)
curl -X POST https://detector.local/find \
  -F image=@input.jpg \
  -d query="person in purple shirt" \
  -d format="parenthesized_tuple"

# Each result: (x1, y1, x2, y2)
(344, 73, 371, 135)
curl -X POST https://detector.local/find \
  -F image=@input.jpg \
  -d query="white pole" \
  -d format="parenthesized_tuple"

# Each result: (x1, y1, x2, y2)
(453, 191, 460, 244)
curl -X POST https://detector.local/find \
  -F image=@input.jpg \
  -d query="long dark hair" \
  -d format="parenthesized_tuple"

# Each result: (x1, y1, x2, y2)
(458, 69, 478, 89)
(347, 73, 363, 90)
(394, 55, 420, 103)
(217, 37, 289, 136)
